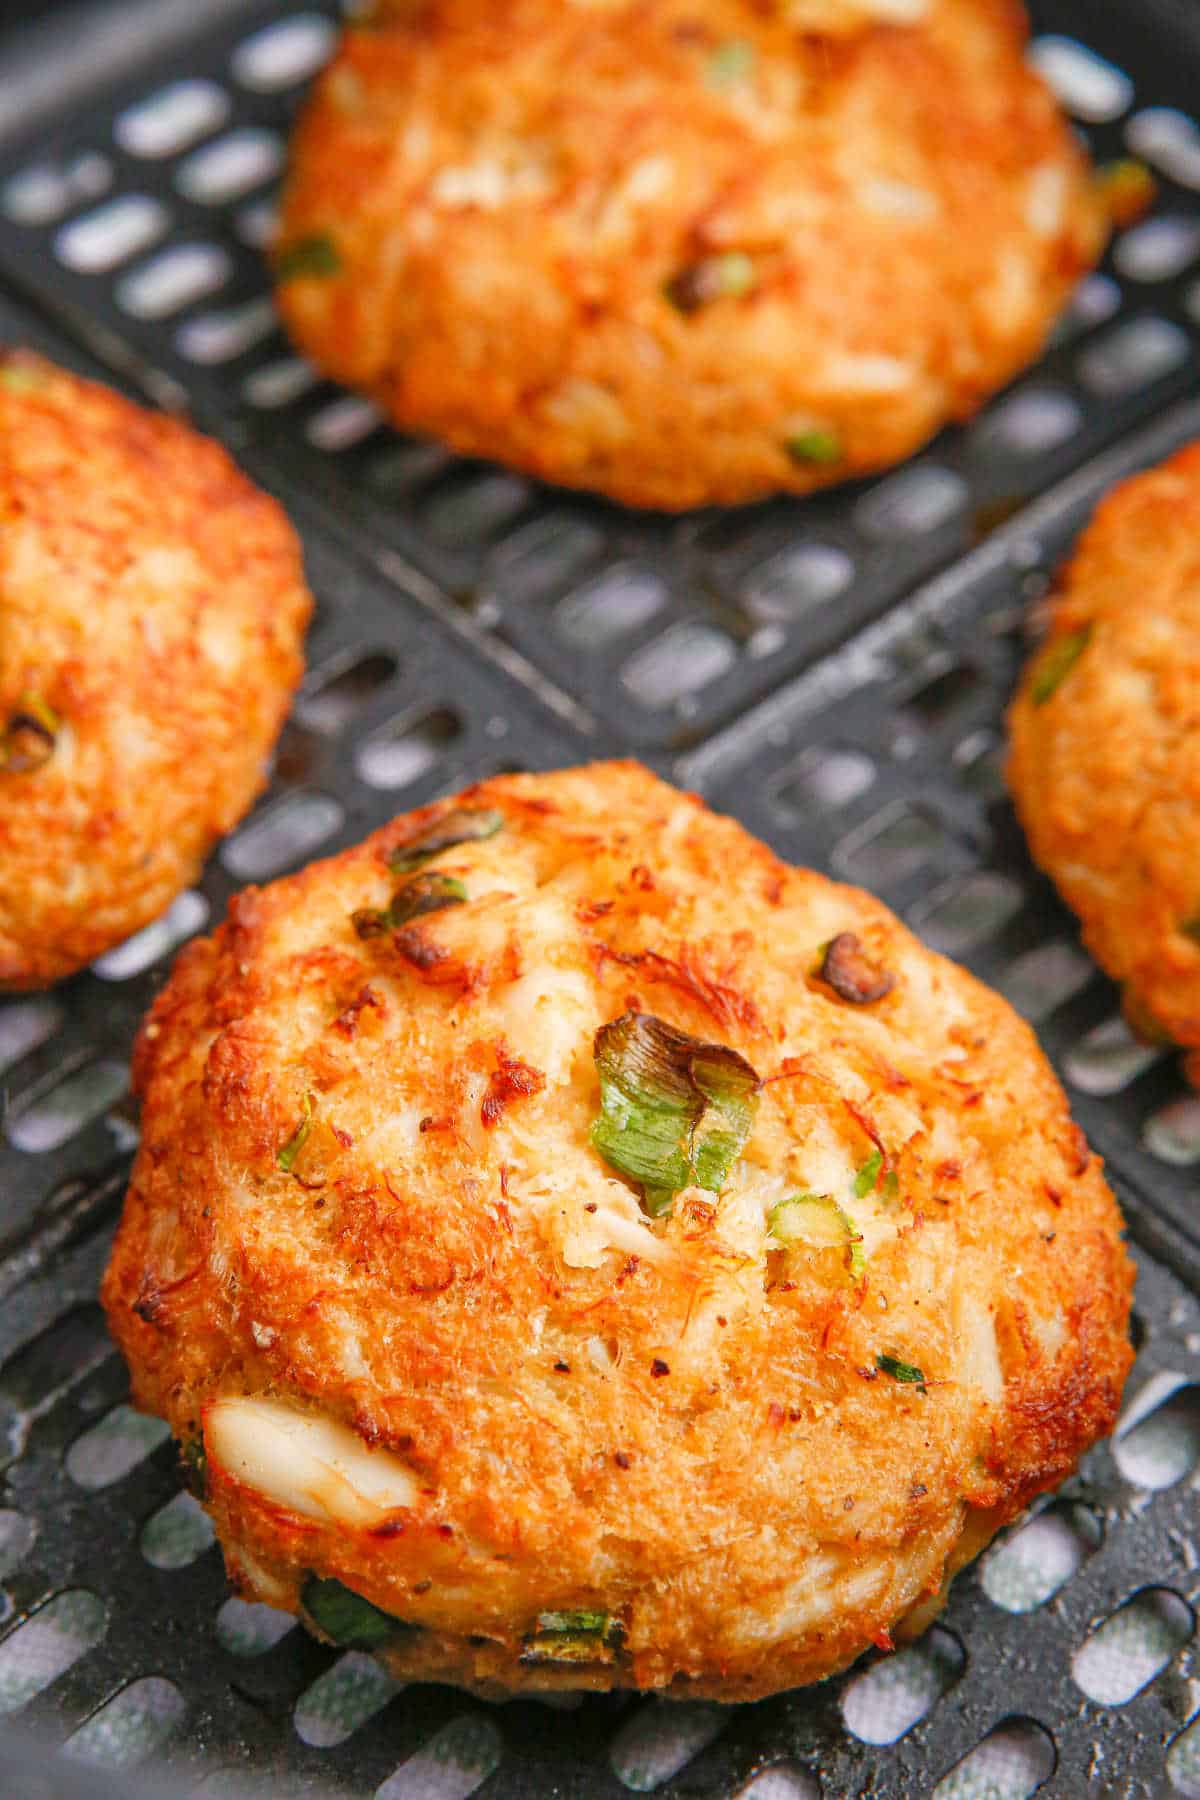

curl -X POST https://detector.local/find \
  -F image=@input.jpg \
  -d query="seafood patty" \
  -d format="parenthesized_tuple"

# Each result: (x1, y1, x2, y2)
(1009, 443, 1200, 1075)
(0, 351, 311, 988)
(274, 0, 1105, 511)
(102, 762, 1132, 1700)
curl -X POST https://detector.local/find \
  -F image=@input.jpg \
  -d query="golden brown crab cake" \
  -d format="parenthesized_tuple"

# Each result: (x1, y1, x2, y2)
(0, 350, 311, 988)
(101, 762, 1132, 1701)
(273, 0, 1105, 512)
(1008, 443, 1200, 1076)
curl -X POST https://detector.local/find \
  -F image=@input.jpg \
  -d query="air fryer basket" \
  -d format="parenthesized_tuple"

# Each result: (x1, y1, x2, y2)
(1, 2, 1200, 1795)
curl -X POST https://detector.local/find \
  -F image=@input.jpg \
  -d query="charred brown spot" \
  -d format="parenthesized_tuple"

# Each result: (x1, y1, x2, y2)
(576, 899, 614, 923)
(481, 1049, 546, 1128)
(393, 927, 449, 973)
(597, 945, 762, 1033)
(650, 1358, 670, 1378)
(935, 1158, 962, 1181)
(614, 1451, 632, 1470)
(819, 933, 895, 1005)
(1, 708, 57, 774)
(332, 984, 382, 1038)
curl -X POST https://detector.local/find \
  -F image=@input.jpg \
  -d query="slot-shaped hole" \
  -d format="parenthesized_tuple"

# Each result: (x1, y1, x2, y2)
(1028, 36, 1133, 122)
(367, 440, 452, 496)
(355, 708, 462, 792)
(295, 652, 399, 736)
(306, 396, 386, 452)
(1115, 217, 1200, 284)
(998, 941, 1094, 1023)
(841, 1626, 964, 1746)
(56, 195, 169, 273)
(833, 801, 953, 889)
(117, 243, 231, 319)
(743, 544, 854, 622)
(6, 1058, 129, 1153)
(980, 1502, 1101, 1613)
(1144, 1093, 1200, 1166)
(894, 660, 981, 739)
(115, 81, 230, 158)
(855, 465, 967, 540)
(0, 1590, 107, 1715)
(621, 625, 737, 709)
(556, 567, 667, 650)
(3, 153, 111, 226)
(1065, 272, 1122, 333)
(177, 296, 277, 364)
(376, 1713, 505, 1799)
(1168, 1713, 1200, 1795)
(0, 1305, 112, 1419)
(1127, 108, 1200, 190)
(236, 197, 277, 249)
(92, 891, 209, 981)
(975, 387, 1082, 458)
(177, 129, 284, 205)
(732, 1766, 820, 1800)
(0, 998, 62, 1076)
(233, 15, 337, 91)
(771, 747, 876, 818)
(610, 1701, 726, 1793)
(952, 729, 1006, 800)
(64, 1676, 186, 1768)
(215, 1597, 296, 1658)
(908, 872, 1023, 956)
(140, 1492, 215, 1571)
(1077, 318, 1190, 397)
(66, 1405, 171, 1491)
(1113, 1378, 1200, 1491)
(243, 358, 318, 409)
(0, 1513, 36, 1583)
(423, 472, 531, 547)
(294, 1651, 399, 1749)
(931, 1717, 1055, 1800)
(222, 791, 344, 882)
(490, 513, 605, 596)
(1072, 1588, 1194, 1706)
(1064, 1014, 1162, 1096)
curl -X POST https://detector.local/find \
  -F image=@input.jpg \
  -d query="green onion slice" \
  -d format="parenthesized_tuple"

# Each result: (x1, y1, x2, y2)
(785, 428, 842, 466)
(768, 1193, 865, 1276)
(301, 1576, 411, 1648)
(591, 1012, 760, 1217)
(665, 251, 757, 313)
(353, 872, 467, 939)
(853, 1151, 883, 1199)
(386, 807, 503, 873)
(706, 39, 755, 86)
(274, 234, 341, 280)
(1, 694, 60, 773)
(876, 1352, 926, 1390)
(1029, 626, 1091, 704)
(520, 1610, 623, 1665)
(277, 1092, 316, 1173)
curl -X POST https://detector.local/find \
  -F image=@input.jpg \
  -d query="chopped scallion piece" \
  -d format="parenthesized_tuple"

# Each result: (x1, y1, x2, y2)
(1, 693, 60, 774)
(785, 428, 842, 466)
(665, 251, 757, 313)
(1096, 158, 1156, 228)
(353, 872, 467, 939)
(0, 363, 45, 393)
(706, 39, 755, 86)
(277, 1092, 316, 1174)
(520, 1610, 623, 1664)
(768, 1193, 864, 1276)
(386, 807, 504, 872)
(876, 1352, 926, 1391)
(274, 234, 341, 280)
(1029, 626, 1091, 704)
(301, 1576, 410, 1648)
(591, 1012, 760, 1217)
(853, 1150, 883, 1199)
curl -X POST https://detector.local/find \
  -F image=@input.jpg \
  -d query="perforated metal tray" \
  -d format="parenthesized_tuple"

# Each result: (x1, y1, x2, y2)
(2, 1, 1200, 1795)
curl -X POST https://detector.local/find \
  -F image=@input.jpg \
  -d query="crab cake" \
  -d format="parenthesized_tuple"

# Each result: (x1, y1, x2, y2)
(274, 0, 1105, 512)
(101, 761, 1132, 1700)
(1008, 444, 1200, 1074)
(0, 350, 311, 989)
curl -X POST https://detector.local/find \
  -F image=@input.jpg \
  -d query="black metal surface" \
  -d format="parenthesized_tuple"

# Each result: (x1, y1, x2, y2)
(1, 1, 1200, 1795)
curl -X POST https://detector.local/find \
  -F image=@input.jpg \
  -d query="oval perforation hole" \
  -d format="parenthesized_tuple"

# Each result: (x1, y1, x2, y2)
(0, 1590, 108, 1714)
(422, 471, 532, 548)
(293, 1650, 400, 1748)
(1077, 318, 1190, 397)
(376, 1713, 505, 1799)
(232, 15, 337, 91)
(610, 1701, 726, 1792)
(140, 1491, 215, 1570)
(744, 543, 854, 623)
(116, 243, 231, 320)
(177, 296, 278, 364)
(908, 872, 1024, 957)
(215, 1597, 296, 1658)
(556, 567, 667, 650)
(92, 891, 209, 982)
(1028, 36, 1133, 122)
(55, 196, 169, 273)
(489, 513, 605, 597)
(0, 1513, 36, 1584)
(243, 358, 318, 409)
(833, 801, 954, 888)
(974, 387, 1082, 458)
(66, 1405, 171, 1491)
(306, 396, 386, 452)
(1143, 1093, 1200, 1166)
(295, 652, 400, 736)
(931, 1716, 1056, 1800)
(980, 1501, 1101, 1613)
(841, 1625, 965, 1746)
(355, 708, 462, 792)
(3, 153, 111, 226)
(64, 1676, 186, 1768)
(176, 128, 284, 204)
(1073, 1588, 1194, 1705)
(855, 465, 967, 540)
(1115, 216, 1200, 283)
(998, 941, 1094, 1024)
(770, 747, 876, 819)
(115, 81, 230, 158)
(6, 1058, 130, 1154)
(1065, 1014, 1163, 1096)
(1113, 1378, 1200, 1491)
(0, 998, 63, 1076)
(222, 791, 344, 882)
(1127, 107, 1200, 189)
(733, 1765, 820, 1800)
(621, 625, 737, 710)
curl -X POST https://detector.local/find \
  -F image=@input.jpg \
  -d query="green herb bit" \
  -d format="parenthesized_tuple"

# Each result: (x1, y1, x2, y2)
(591, 1011, 760, 1218)
(665, 251, 757, 313)
(0, 363, 46, 393)
(520, 1610, 623, 1665)
(353, 872, 467, 939)
(784, 427, 842, 467)
(277, 1091, 316, 1173)
(768, 1193, 864, 1276)
(1030, 625, 1091, 705)
(853, 1150, 883, 1199)
(876, 1352, 926, 1391)
(706, 39, 755, 86)
(386, 807, 504, 873)
(274, 233, 341, 280)
(1, 693, 60, 773)
(301, 1576, 411, 1648)
(179, 1437, 207, 1500)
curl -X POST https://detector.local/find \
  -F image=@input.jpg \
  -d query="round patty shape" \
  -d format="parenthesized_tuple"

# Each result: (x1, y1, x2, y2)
(102, 762, 1132, 1700)
(275, 0, 1105, 511)
(0, 351, 311, 988)
(1008, 443, 1200, 1069)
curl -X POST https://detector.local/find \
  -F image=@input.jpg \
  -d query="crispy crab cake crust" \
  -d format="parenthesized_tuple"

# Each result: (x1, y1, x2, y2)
(1008, 443, 1200, 1073)
(0, 351, 311, 988)
(102, 763, 1132, 1701)
(274, 0, 1104, 511)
